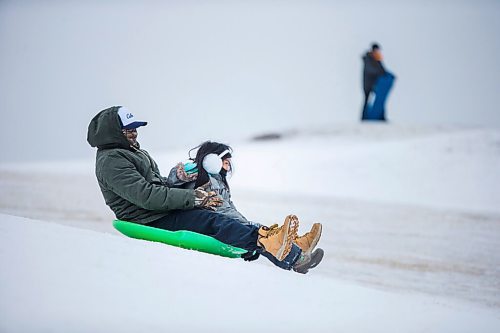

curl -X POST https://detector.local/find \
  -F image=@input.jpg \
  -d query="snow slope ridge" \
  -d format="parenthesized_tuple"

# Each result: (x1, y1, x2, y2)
(1, 214, 499, 333)
(230, 126, 500, 214)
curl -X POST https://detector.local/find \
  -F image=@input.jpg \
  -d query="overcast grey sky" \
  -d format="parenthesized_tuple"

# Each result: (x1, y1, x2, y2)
(1, 0, 499, 162)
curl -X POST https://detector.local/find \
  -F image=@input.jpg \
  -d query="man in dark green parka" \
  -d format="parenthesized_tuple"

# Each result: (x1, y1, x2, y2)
(87, 106, 299, 263)
(87, 106, 198, 224)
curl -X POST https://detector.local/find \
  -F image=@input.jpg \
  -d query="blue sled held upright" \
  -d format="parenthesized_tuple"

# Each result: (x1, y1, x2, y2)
(364, 72, 395, 121)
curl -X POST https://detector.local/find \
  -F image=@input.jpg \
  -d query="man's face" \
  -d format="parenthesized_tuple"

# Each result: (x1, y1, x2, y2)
(122, 128, 138, 146)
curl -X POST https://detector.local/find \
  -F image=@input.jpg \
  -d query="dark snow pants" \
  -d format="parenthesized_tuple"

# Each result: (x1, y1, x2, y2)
(261, 243, 302, 270)
(147, 209, 260, 253)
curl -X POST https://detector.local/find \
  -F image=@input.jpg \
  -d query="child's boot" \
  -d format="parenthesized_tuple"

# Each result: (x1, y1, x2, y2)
(294, 223, 322, 256)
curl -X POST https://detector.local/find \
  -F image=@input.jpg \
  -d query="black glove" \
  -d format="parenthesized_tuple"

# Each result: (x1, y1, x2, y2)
(241, 251, 260, 262)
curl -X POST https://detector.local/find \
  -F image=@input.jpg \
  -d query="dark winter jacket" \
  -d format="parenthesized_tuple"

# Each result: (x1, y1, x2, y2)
(87, 106, 195, 224)
(363, 52, 386, 94)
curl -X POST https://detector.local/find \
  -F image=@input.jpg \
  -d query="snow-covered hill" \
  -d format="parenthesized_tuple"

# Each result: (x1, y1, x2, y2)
(1, 214, 500, 333)
(1, 125, 500, 332)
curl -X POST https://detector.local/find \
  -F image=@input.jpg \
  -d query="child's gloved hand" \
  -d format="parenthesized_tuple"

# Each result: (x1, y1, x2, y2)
(176, 162, 198, 182)
(194, 187, 223, 210)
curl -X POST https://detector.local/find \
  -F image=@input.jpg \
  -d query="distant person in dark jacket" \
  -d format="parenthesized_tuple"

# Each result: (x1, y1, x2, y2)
(362, 43, 386, 120)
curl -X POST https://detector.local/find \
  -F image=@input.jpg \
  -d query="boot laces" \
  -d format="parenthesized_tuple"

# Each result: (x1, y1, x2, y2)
(266, 224, 280, 237)
(296, 231, 311, 244)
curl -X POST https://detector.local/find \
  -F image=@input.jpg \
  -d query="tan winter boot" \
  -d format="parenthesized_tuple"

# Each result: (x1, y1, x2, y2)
(294, 223, 322, 256)
(257, 215, 299, 261)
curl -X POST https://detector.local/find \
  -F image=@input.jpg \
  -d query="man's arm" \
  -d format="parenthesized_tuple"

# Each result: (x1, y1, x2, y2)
(101, 154, 195, 211)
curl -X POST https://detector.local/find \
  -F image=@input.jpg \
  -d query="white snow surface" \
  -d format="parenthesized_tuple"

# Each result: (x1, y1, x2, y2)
(1, 214, 500, 333)
(1, 125, 500, 332)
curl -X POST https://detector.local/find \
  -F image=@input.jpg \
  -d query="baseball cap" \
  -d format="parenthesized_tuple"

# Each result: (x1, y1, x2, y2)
(118, 107, 148, 129)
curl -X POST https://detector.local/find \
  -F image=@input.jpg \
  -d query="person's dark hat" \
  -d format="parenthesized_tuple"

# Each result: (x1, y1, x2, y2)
(371, 43, 380, 51)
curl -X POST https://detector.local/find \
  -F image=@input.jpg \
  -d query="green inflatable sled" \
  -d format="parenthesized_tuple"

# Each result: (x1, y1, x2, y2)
(113, 220, 247, 258)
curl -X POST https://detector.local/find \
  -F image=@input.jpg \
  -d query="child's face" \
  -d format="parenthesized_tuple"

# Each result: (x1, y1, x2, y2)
(222, 158, 232, 171)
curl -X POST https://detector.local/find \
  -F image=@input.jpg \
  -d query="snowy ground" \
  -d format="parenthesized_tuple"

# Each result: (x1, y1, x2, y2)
(1, 124, 500, 332)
